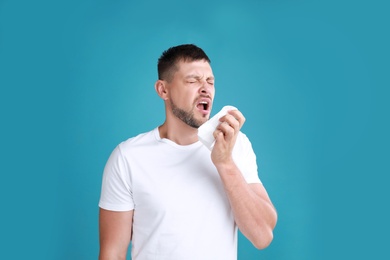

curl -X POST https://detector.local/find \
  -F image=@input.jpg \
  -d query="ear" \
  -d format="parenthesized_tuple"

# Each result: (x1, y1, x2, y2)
(155, 80, 168, 100)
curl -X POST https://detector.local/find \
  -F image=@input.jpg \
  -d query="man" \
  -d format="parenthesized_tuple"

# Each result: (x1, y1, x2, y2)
(98, 44, 277, 260)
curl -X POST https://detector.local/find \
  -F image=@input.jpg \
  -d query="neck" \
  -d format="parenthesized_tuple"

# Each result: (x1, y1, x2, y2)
(158, 115, 199, 145)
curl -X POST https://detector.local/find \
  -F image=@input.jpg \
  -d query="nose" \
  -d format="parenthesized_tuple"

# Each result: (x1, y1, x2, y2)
(199, 80, 213, 95)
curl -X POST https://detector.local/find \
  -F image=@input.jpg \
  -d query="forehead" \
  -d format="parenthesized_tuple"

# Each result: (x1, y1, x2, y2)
(175, 60, 214, 77)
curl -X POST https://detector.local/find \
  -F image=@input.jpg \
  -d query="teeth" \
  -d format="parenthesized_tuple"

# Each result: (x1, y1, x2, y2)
(199, 101, 208, 104)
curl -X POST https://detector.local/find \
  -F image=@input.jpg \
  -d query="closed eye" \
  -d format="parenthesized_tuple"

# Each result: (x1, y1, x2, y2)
(206, 76, 215, 85)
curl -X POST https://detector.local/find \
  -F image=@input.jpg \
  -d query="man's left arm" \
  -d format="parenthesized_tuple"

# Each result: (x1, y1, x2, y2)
(211, 110, 277, 249)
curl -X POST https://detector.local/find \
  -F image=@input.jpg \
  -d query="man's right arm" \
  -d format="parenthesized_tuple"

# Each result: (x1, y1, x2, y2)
(99, 208, 134, 260)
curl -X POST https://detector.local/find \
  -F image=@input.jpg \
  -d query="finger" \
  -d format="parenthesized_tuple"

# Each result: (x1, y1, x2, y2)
(225, 114, 241, 131)
(213, 129, 225, 143)
(219, 114, 240, 132)
(227, 110, 245, 128)
(217, 121, 235, 141)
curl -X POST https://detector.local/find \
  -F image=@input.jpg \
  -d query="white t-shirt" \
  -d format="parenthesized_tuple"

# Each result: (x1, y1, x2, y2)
(99, 128, 261, 260)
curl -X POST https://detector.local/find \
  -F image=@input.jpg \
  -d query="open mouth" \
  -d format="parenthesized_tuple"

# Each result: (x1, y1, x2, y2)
(198, 101, 209, 109)
(197, 100, 211, 113)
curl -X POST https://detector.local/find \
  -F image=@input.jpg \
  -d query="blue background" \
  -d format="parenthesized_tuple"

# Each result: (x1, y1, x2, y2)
(1, 0, 389, 259)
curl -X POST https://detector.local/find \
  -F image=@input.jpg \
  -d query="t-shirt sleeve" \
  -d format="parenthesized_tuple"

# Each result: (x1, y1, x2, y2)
(98, 144, 135, 211)
(233, 132, 262, 184)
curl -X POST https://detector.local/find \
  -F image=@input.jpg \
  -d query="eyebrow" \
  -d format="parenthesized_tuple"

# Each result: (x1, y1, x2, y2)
(185, 74, 215, 81)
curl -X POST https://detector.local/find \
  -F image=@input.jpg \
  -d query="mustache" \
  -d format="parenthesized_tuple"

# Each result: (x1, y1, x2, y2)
(195, 94, 212, 101)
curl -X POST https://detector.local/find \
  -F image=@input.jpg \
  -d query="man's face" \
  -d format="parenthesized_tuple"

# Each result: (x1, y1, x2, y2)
(166, 60, 215, 128)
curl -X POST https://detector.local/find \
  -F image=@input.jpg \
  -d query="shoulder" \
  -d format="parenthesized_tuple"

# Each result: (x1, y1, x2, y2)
(118, 128, 156, 149)
(111, 128, 160, 160)
(235, 131, 253, 150)
(233, 131, 257, 163)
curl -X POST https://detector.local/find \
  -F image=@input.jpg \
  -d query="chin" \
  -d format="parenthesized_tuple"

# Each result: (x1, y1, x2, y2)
(199, 118, 208, 126)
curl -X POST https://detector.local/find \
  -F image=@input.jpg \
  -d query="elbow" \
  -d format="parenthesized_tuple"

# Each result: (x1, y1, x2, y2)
(251, 213, 278, 250)
(252, 229, 274, 249)
(245, 206, 278, 250)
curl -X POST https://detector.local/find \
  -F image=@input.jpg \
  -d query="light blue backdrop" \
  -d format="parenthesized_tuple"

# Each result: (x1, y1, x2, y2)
(1, 0, 389, 259)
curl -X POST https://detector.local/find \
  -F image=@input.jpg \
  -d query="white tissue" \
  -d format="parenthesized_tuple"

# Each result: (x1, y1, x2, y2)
(197, 105, 237, 150)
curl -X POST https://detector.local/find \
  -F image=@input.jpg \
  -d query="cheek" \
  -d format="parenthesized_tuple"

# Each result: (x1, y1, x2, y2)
(210, 88, 216, 99)
(170, 90, 194, 105)
(178, 89, 196, 99)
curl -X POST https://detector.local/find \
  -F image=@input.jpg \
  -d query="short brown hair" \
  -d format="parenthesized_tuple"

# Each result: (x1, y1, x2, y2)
(157, 44, 211, 82)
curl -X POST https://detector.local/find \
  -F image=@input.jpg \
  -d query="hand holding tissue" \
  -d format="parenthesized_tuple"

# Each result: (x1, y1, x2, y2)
(197, 105, 238, 150)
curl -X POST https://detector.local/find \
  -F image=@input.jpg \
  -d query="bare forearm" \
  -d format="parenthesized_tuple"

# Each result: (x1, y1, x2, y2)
(216, 162, 277, 249)
(211, 109, 277, 248)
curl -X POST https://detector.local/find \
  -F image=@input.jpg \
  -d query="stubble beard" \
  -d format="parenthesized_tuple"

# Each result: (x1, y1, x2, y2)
(170, 99, 205, 129)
